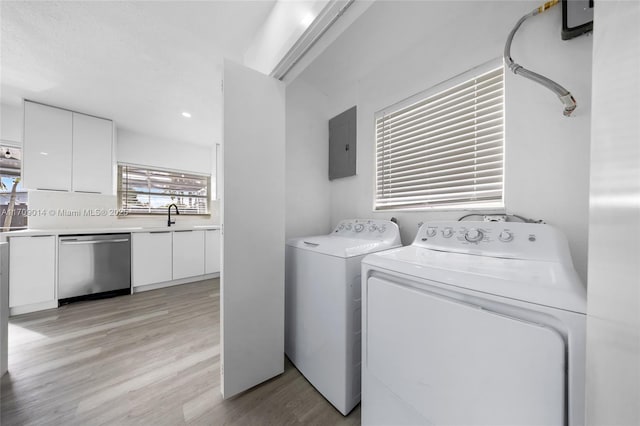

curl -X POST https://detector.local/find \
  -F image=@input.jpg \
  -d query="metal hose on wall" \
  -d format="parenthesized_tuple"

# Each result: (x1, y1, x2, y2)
(504, 0, 577, 117)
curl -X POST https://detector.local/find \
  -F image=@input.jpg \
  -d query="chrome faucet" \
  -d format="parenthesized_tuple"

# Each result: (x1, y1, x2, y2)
(167, 203, 180, 227)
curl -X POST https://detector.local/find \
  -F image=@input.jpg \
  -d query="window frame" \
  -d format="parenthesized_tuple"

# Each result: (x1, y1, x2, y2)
(117, 163, 212, 216)
(373, 58, 506, 212)
(0, 142, 28, 231)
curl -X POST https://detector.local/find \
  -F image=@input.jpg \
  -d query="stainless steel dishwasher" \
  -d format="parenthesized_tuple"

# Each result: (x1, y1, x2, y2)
(58, 233, 131, 303)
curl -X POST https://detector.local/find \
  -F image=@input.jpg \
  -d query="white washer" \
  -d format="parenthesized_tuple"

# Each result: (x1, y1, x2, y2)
(361, 221, 586, 426)
(285, 219, 401, 415)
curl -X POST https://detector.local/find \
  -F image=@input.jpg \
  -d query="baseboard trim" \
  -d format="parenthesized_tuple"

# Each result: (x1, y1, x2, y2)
(133, 273, 220, 293)
(10, 300, 58, 316)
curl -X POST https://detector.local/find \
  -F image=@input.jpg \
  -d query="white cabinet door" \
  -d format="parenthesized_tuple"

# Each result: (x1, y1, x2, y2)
(1, 243, 8, 375)
(131, 232, 172, 287)
(23, 101, 73, 191)
(221, 61, 285, 398)
(72, 112, 113, 194)
(173, 230, 205, 280)
(205, 229, 220, 274)
(9, 236, 56, 308)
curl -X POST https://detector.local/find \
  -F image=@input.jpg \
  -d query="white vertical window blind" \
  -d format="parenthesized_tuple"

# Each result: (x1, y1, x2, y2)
(118, 165, 210, 215)
(375, 65, 505, 210)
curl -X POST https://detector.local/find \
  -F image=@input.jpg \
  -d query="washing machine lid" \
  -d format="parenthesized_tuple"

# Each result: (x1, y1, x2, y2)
(286, 219, 402, 258)
(363, 244, 587, 314)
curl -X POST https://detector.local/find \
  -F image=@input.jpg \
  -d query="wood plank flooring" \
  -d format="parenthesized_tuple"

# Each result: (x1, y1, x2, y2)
(0, 280, 361, 425)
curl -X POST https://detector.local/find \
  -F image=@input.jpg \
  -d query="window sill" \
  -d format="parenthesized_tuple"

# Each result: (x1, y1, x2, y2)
(118, 213, 212, 218)
(373, 205, 505, 213)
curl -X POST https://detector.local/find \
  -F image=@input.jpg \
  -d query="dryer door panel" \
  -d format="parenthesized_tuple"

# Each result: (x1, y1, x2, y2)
(365, 277, 566, 425)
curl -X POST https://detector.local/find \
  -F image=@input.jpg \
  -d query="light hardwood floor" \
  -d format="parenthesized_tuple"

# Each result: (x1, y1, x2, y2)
(0, 280, 361, 425)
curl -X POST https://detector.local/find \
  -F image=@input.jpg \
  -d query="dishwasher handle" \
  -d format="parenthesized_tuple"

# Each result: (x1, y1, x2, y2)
(60, 238, 130, 245)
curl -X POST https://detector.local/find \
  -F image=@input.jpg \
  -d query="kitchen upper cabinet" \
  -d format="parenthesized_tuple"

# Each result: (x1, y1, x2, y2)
(173, 230, 205, 280)
(132, 232, 173, 287)
(72, 112, 113, 194)
(23, 101, 73, 191)
(205, 229, 221, 274)
(23, 101, 113, 194)
(9, 236, 56, 309)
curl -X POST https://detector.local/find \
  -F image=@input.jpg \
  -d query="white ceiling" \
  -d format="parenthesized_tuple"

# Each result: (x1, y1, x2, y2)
(0, 0, 277, 146)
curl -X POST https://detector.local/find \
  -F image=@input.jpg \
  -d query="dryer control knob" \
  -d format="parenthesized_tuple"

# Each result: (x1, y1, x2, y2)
(442, 228, 454, 238)
(378, 226, 387, 233)
(465, 229, 484, 242)
(499, 231, 513, 242)
(426, 227, 437, 237)
(369, 225, 378, 232)
(354, 224, 365, 233)
(345, 223, 352, 231)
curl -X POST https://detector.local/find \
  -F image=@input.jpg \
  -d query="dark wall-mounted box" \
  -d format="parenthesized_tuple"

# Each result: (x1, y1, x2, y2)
(562, 0, 593, 40)
(329, 106, 357, 180)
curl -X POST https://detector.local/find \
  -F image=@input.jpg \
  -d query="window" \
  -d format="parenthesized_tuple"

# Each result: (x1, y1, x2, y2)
(118, 165, 210, 215)
(375, 63, 505, 210)
(0, 145, 27, 231)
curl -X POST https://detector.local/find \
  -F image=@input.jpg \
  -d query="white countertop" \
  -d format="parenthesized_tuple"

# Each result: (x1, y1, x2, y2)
(1, 225, 221, 239)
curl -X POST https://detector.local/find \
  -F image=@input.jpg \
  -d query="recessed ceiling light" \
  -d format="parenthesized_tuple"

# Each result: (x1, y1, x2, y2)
(182, 112, 191, 118)
(300, 13, 314, 27)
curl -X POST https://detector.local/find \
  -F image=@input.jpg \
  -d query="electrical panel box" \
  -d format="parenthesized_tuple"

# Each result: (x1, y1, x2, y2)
(329, 106, 357, 180)
(562, 0, 593, 40)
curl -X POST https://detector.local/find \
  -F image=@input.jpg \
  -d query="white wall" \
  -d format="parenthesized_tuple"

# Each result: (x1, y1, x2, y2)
(0, 103, 22, 145)
(586, 1, 640, 424)
(116, 128, 212, 175)
(292, 1, 592, 283)
(285, 78, 331, 239)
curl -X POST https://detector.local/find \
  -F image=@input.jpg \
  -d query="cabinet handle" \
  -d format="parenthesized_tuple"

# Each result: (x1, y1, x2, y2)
(74, 191, 101, 194)
(174, 230, 193, 233)
(60, 239, 129, 245)
(31, 235, 54, 238)
(150, 231, 171, 234)
(36, 188, 67, 192)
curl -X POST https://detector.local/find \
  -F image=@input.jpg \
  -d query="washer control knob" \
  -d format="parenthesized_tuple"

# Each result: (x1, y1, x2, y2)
(338, 224, 345, 231)
(354, 224, 365, 233)
(498, 231, 513, 242)
(442, 228, 454, 238)
(369, 225, 378, 232)
(345, 223, 352, 231)
(378, 225, 386, 233)
(465, 228, 484, 242)
(426, 227, 437, 237)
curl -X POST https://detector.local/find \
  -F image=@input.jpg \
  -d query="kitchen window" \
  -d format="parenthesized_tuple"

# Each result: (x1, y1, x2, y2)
(118, 165, 210, 215)
(375, 62, 505, 211)
(0, 145, 27, 230)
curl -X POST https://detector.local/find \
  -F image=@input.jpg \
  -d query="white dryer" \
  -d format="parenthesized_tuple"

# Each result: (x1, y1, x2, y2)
(285, 219, 401, 415)
(361, 221, 586, 426)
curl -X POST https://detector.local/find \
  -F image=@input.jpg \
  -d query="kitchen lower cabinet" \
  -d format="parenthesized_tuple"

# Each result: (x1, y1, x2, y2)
(205, 229, 221, 274)
(132, 232, 173, 287)
(9, 236, 56, 308)
(172, 230, 205, 280)
(131, 228, 218, 290)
